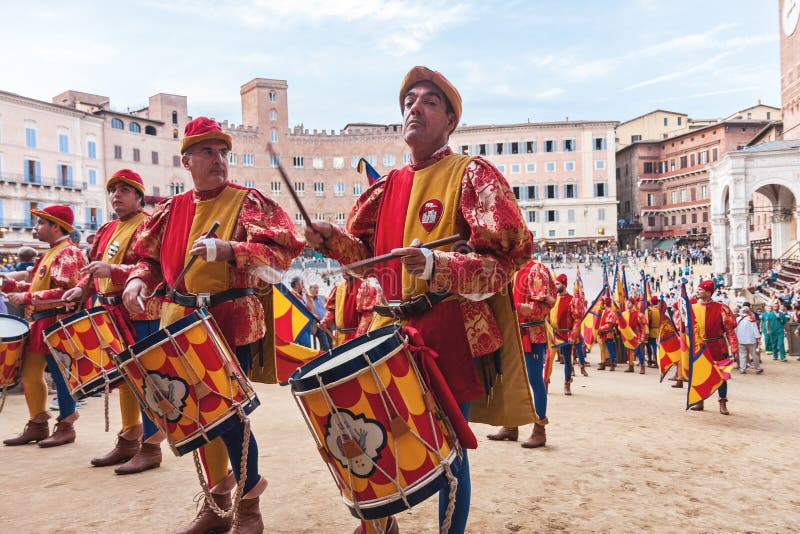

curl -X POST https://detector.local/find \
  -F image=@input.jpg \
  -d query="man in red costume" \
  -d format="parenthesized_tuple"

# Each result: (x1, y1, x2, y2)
(690, 280, 739, 415)
(63, 169, 166, 474)
(549, 273, 584, 393)
(123, 117, 304, 533)
(2, 206, 86, 447)
(305, 66, 532, 534)
(320, 273, 374, 346)
(597, 297, 619, 371)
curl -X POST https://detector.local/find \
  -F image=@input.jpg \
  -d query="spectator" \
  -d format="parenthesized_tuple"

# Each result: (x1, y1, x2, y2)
(735, 306, 762, 374)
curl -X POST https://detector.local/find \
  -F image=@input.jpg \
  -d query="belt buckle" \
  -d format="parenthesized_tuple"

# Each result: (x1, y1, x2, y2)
(196, 293, 211, 308)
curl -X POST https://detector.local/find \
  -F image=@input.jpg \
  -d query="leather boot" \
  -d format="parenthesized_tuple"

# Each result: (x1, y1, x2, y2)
(609, 363, 616, 371)
(564, 380, 572, 396)
(230, 477, 268, 534)
(174, 473, 235, 534)
(39, 412, 78, 448)
(580, 364, 588, 377)
(4, 412, 50, 446)
(639, 364, 646, 375)
(596, 362, 606, 370)
(718, 398, 730, 415)
(486, 426, 518, 441)
(92, 434, 140, 467)
(521, 420, 547, 449)
(115, 442, 162, 475)
(624, 364, 634, 373)
(671, 380, 683, 388)
(690, 400, 704, 411)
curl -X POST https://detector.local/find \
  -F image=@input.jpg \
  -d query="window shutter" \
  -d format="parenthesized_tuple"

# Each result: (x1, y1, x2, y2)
(24, 201, 31, 226)
(35, 161, 41, 182)
(85, 207, 92, 228)
(67, 166, 74, 187)
(24, 160, 31, 182)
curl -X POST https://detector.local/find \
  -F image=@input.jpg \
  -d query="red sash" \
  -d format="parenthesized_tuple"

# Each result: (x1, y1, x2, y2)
(93, 220, 119, 262)
(341, 279, 362, 329)
(372, 169, 413, 301)
(161, 190, 196, 290)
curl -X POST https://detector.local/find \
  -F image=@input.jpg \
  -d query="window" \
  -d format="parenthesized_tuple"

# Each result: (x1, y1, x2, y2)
(268, 91, 277, 102)
(679, 156, 687, 169)
(496, 164, 505, 174)
(594, 137, 607, 150)
(333, 157, 344, 169)
(690, 153, 695, 166)
(643, 162, 654, 173)
(567, 209, 575, 222)
(525, 140, 537, 153)
(648, 216, 656, 227)
(544, 139, 556, 152)
(563, 138, 576, 152)
(57, 164, 73, 186)
(568, 229, 575, 236)
(172, 111, 178, 125)
(477, 144, 487, 155)
(545, 184, 558, 199)
(312, 157, 323, 169)
(495, 142, 504, 155)
(526, 162, 536, 173)
(269, 154, 280, 168)
(527, 211, 538, 223)
(111, 118, 124, 130)
(546, 210, 559, 222)
(677, 117, 682, 126)
(114, 145, 122, 159)
(336, 213, 346, 224)
(631, 135, 642, 142)
(169, 183, 186, 196)
(88, 168, 97, 186)
(244, 180, 255, 188)
(681, 214, 687, 224)
(293, 182, 305, 196)
(691, 213, 697, 223)
(151, 151, 159, 165)
(382, 154, 396, 166)
(595, 160, 605, 170)
(129, 122, 141, 133)
(459, 145, 470, 155)
(228, 152, 237, 165)
(598, 208, 606, 220)
(87, 140, 97, 159)
(701, 185, 707, 199)
(133, 148, 141, 162)
(171, 155, 180, 168)
(594, 183, 607, 197)
(334, 182, 345, 196)
(512, 186, 521, 200)
(313, 182, 324, 196)
(173, 129, 178, 139)
(670, 159, 676, 171)
(402, 153, 412, 165)
(545, 162, 556, 172)
(270, 181, 281, 195)
(712, 148, 718, 161)
(269, 110, 278, 121)
(647, 193, 654, 206)
(270, 129, 278, 142)
(663, 117, 668, 126)
(548, 229, 556, 237)
(24, 127, 37, 148)
(58, 132, 69, 153)
(699, 151, 708, 164)
(510, 142, 519, 154)
(294, 213, 305, 225)
(691, 188, 696, 201)
(145, 126, 156, 137)
(671, 191, 678, 203)
(680, 189, 687, 202)
(242, 153, 254, 166)
(565, 161, 575, 171)
(702, 211, 709, 222)
(350, 156, 360, 169)
(511, 163, 521, 173)
(564, 184, 576, 198)
(293, 156, 304, 168)
(353, 183, 363, 196)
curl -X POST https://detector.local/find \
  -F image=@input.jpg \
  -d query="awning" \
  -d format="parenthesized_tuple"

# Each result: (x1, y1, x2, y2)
(654, 238, 676, 251)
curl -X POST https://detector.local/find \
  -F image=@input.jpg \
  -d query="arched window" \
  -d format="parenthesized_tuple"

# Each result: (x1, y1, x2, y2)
(269, 110, 278, 121)
(111, 118, 124, 130)
(270, 129, 278, 142)
(129, 122, 141, 133)
(172, 111, 178, 125)
(172, 128, 178, 139)
(145, 125, 157, 136)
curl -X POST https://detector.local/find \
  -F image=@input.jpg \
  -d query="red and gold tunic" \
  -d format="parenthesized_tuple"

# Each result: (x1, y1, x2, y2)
(321, 279, 365, 346)
(355, 280, 379, 336)
(647, 305, 662, 339)
(598, 309, 618, 342)
(2, 238, 86, 353)
(548, 291, 583, 346)
(129, 182, 304, 348)
(691, 300, 739, 361)
(514, 260, 556, 347)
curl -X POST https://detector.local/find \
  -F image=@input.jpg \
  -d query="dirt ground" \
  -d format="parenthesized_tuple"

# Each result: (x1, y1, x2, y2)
(2, 347, 799, 533)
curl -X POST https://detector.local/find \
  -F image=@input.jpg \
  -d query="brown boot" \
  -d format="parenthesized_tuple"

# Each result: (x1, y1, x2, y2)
(38, 412, 78, 448)
(230, 477, 268, 534)
(718, 398, 730, 415)
(4, 412, 50, 446)
(690, 400, 704, 411)
(115, 442, 162, 475)
(609, 363, 616, 371)
(486, 426, 518, 441)
(521, 420, 547, 449)
(639, 365, 646, 375)
(580, 364, 588, 377)
(174, 473, 235, 534)
(564, 380, 572, 396)
(92, 434, 140, 467)
(671, 380, 683, 388)
(596, 362, 606, 370)
(624, 364, 634, 373)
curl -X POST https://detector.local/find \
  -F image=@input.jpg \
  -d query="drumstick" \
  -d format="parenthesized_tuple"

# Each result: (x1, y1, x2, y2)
(336, 234, 463, 273)
(171, 221, 221, 292)
(266, 143, 314, 228)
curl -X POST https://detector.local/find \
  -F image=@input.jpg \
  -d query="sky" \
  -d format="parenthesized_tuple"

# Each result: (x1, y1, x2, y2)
(0, 1, 781, 130)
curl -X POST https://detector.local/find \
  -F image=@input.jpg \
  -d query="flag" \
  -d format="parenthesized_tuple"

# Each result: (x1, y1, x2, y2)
(617, 309, 639, 350)
(612, 264, 628, 312)
(684, 285, 732, 409)
(273, 283, 321, 382)
(356, 157, 381, 185)
(581, 285, 609, 350)
(657, 304, 685, 381)
(574, 265, 585, 300)
(639, 271, 650, 314)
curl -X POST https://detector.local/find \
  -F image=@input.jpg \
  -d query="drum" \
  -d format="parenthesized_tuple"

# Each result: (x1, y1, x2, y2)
(43, 306, 125, 399)
(114, 308, 259, 456)
(0, 314, 29, 390)
(289, 324, 457, 520)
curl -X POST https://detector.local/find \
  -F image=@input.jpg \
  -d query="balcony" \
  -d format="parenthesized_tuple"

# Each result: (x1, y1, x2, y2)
(0, 173, 84, 191)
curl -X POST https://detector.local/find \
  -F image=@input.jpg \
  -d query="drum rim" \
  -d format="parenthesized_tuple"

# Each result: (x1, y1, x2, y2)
(41, 306, 110, 336)
(289, 324, 403, 393)
(122, 308, 211, 361)
(0, 313, 30, 342)
(172, 392, 261, 456)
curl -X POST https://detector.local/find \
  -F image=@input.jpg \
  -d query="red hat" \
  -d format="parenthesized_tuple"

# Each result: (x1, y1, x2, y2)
(399, 66, 462, 128)
(31, 205, 74, 233)
(181, 116, 232, 154)
(650, 296, 659, 305)
(107, 169, 144, 194)
(603, 297, 613, 306)
(555, 274, 568, 285)
(698, 280, 715, 294)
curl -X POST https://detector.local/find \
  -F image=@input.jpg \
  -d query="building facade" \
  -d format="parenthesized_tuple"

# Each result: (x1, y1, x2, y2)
(781, 0, 800, 139)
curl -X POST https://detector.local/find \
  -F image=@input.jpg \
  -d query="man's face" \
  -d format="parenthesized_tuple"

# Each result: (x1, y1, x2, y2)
(182, 139, 229, 190)
(34, 218, 58, 243)
(309, 284, 318, 297)
(107, 182, 140, 218)
(555, 281, 565, 293)
(697, 287, 710, 300)
(402, 81, 456, 151)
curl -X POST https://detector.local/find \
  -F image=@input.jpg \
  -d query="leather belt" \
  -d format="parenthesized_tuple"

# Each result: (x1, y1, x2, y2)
(167, 287, 254, 309)
(98, 294, 122, 306)
(31, 308, 68, 321)
(519, 320, 545, 328)
(704, 335, 723, 342)
(337, 327, 357, 334)
(374, 292, 451, 320)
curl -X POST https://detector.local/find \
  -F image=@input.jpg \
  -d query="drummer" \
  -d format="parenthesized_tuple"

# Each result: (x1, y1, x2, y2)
(62, 169, 166, 475)
(2, 205, 87, 448)
(122, 117, 304, 533)
(305, 67, 532, 534)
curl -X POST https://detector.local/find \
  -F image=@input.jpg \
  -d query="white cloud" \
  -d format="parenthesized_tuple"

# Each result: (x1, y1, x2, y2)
(623, 52, 735, 91)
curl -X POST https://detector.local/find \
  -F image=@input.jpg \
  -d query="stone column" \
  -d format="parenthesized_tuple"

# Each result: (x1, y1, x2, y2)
(727, 209, 751, 289)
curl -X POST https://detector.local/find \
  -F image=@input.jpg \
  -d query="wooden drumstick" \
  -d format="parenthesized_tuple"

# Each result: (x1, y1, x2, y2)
(337, 234, 462, 273)
(171, 221, 221, 292)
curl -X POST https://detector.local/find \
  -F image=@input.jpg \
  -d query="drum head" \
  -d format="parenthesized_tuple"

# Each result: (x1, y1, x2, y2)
(0, 314, 30, 341)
